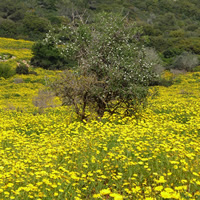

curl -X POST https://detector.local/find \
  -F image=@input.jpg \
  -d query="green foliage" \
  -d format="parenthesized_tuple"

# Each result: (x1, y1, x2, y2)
(31, 38, 70, 70)
(0, 0, 26, 21)
(37, 0, 58, 11)
(169, 29, 185, 38)
(0, 0, 199, 62)
(148, 36, 171, 52)
(0, 62, 15, 78)
(157, 12, 178, 31)
(0, 0, 199, 70)
(193, 65, 200, 72)
(51, 13, 160, 120)
(22, 13, 51, 40)
(0, 19, 17, 38)
(142, 24, 162, 36)
(16, 63, 29, 75)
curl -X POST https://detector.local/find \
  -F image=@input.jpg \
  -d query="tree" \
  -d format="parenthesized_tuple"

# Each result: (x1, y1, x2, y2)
(41, 12, 161, 120)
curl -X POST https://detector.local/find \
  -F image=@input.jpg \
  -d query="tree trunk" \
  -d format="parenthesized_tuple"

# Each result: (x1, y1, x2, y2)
(97, 99, 106, 118)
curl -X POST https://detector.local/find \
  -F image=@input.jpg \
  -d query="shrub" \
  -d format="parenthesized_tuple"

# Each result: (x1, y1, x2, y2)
(16, 63, 29, 74)
(22, 13, 50, 40)
(174, 38, 200, 54)
(163, 48, 183, 59)
(193, 65, 200, 72)
(171, 52, 199, 71)
(51, 12, 161, 120)
(149, 36, 171, 52)
(0, 19, 17, 38)
(31, 40, 70, 70)
(169, 29, 185, 38)
(0, 62, 15, 78)
(142, 24, 162, 36)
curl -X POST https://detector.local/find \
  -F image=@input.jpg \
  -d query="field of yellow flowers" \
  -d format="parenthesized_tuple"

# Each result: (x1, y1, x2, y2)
(0, 38, 200, 200)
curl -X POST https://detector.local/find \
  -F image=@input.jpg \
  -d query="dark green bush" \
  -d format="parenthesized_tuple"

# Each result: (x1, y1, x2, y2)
(141, 24, 162, 36)
(174, 38, 200, 54)
(16, 63, 29, 74)
(161, 48, 183, 67)
(169, 29, 185, 38)
(31, 41, 71, 70)
(149, 36, 171, 52)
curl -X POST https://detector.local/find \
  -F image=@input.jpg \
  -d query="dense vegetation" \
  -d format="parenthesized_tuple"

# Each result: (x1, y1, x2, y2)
(0, 0, 200, 198)
(0, 0, 200, 67)
(0, 38, 200, 199)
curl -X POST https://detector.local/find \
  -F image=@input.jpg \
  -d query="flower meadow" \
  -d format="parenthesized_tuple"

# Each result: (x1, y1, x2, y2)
(0, 37, 33, 62)
(0, 38, 200, 199)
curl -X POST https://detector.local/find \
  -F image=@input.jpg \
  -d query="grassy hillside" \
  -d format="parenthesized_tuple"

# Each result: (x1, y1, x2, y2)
(0, 37, 33, 59)
(0, 38, 61, 109)
(0, 38, 200, 199)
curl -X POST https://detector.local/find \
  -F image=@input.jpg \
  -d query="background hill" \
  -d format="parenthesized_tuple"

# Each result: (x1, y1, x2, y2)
(0, 0, 200, 67)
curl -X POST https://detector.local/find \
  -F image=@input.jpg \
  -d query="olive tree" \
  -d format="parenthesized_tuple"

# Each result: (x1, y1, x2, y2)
(48, 12, 160, 120)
